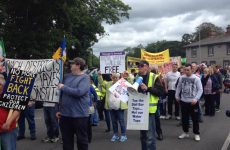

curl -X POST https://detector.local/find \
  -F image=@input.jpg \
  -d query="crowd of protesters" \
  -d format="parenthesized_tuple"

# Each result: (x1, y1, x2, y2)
(0, 57, 227, 150)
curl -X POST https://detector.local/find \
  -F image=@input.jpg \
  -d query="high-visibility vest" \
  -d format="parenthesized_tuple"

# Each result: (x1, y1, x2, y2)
(92, 84, 102, 100)
(148, 72, 159, 113)
(99, 81, 107, 99)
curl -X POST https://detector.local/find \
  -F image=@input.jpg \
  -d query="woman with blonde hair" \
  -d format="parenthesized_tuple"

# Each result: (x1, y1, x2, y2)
(201, 68, 219, 116)
(98, 70, 133, 142)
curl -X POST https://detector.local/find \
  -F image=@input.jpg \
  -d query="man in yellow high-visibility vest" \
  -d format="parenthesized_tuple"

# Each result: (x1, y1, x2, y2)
(137, 60, 164, 150)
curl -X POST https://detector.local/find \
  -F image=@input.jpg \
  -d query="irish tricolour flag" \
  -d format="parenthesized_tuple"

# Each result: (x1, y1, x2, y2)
(0, 39, 6, 62)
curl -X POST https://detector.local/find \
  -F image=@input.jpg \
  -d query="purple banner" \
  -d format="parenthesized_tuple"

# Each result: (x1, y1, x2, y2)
(100, 51, 125, 56)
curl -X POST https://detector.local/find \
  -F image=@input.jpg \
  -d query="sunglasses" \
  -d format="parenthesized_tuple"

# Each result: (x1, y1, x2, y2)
(180, 72, 183, 73)
(138, 64, 145, 68)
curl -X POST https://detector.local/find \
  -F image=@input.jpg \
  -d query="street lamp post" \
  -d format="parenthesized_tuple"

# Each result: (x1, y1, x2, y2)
(198, 27, 201, 64)
(92, 49, 93, 65)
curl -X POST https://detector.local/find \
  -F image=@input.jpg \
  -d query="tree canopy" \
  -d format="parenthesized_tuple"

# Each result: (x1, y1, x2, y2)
(0, 0, 131, 64)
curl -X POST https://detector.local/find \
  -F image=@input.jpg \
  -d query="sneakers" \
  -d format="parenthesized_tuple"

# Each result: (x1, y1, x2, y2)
(17, 136, 25, 141)
(42, 137, 51, 142)
(216, 109, 220, 112)
(178, 132, 189, 139)
(105, 129, 112, 132)
(110, 135, 119, 141)
(195, 134, 200, 141)
(119, 136, 127, 142)
(177, 122, 182, 127)
(160, 116, 166, 119)
(176, 116, 181, 120)
(165, 115, 172, 120)
(31, 135, 36, 140)
(51, 137, 59, 143)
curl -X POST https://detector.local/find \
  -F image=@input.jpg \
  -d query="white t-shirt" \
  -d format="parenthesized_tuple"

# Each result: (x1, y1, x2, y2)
(166, 71, 180, 90)
(43, 102, 55, 107)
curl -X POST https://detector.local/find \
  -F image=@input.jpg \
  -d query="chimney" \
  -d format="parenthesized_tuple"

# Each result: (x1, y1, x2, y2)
(209, 28, 216, 38)
(226, 24, 230, 35)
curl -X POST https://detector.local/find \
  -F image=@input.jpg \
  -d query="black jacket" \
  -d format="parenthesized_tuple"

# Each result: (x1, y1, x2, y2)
(137, 71, 164, 97)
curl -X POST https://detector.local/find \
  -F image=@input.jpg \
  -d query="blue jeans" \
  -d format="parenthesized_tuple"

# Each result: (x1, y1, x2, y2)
(43, 106, 59, 138)
(90, 104, 98, 125)
(110, 109, 126, 136)
(18, 103, 36, 136)
(104, 109, 111, 130)
(0, 127, 18, 150)
(140, 114, 156, 150)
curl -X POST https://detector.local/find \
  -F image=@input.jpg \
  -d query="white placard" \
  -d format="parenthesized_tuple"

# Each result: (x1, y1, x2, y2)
(5, 59, 61, 103)
(109, 78, 132, 103)
(127, 93, 149, 130)
(100, 51, 125, 74)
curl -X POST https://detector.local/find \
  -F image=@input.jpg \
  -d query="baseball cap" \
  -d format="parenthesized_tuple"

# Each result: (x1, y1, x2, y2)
(69, 57, 85, 66)
(137, 60, 149, 66)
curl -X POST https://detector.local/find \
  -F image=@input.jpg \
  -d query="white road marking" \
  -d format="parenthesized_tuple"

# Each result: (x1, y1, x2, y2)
(221, 132, 230, 150)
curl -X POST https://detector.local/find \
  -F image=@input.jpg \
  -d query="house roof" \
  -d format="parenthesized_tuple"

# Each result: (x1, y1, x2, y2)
(183, 34, 230, 48)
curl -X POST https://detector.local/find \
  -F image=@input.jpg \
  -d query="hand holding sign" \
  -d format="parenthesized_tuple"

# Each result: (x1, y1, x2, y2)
(0, 68, 36, 111)
(58, 83, 64, 90)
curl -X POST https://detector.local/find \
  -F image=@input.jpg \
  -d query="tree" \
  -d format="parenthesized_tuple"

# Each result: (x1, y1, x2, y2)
(0, 0, 131, 61)
(124, 40, 186, 58)
(193, 22, 225, 42)
(123, 44, 143, 58)
(181, 33, 194, 45)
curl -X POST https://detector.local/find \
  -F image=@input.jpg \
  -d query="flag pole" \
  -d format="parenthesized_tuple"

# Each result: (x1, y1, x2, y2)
(58, 36, 65, 103)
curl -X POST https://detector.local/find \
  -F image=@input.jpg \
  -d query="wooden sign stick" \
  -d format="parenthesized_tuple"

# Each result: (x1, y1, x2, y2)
(6, 109, 13, 121)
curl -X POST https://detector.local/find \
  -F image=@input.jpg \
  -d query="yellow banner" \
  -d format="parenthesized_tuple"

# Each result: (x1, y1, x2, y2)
(141, 49, 170, 64)
(127, 56, 141, 73)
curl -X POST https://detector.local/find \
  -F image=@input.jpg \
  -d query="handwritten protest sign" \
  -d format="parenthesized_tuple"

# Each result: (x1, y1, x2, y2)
(100, 51, 125, 74)
(0, 68, 36, 110)
(5, 59, 61, 103)
(109, 78, 132, 103)
(127, 93, 149, 130)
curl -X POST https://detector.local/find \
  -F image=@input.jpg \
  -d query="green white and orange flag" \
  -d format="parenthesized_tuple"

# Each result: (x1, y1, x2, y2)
(0, 39, 6, 62)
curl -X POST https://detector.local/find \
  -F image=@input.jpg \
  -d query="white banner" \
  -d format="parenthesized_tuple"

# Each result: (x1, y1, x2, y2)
(109, 78, 132, 103)
(5, 59, 61, 103)
(127, 93, 149, 130)
(100, 51, 125, 74)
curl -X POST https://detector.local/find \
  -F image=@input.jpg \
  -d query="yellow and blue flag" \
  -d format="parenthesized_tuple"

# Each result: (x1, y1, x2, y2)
(53, 36, 66, 62)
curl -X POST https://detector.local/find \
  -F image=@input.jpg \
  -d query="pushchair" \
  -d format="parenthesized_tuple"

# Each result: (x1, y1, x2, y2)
(223, 77, 230, 93)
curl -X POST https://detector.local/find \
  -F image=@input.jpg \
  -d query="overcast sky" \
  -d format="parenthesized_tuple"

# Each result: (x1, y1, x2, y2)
(92, 0, 230, 56)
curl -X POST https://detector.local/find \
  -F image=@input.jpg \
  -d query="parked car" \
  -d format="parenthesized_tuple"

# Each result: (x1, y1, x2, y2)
(85, 67, 98, 77)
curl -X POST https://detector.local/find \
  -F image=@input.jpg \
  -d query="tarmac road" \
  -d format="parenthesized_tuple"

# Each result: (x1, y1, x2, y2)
(17, 92, 230, 150)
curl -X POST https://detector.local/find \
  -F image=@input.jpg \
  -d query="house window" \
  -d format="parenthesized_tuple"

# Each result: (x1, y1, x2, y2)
(223, 60, 229, 68)
(227, 44, 230, 55)
(210, 61, 216, 66)
(208, 46, 214, 56)
(191, 48, 197, 57)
